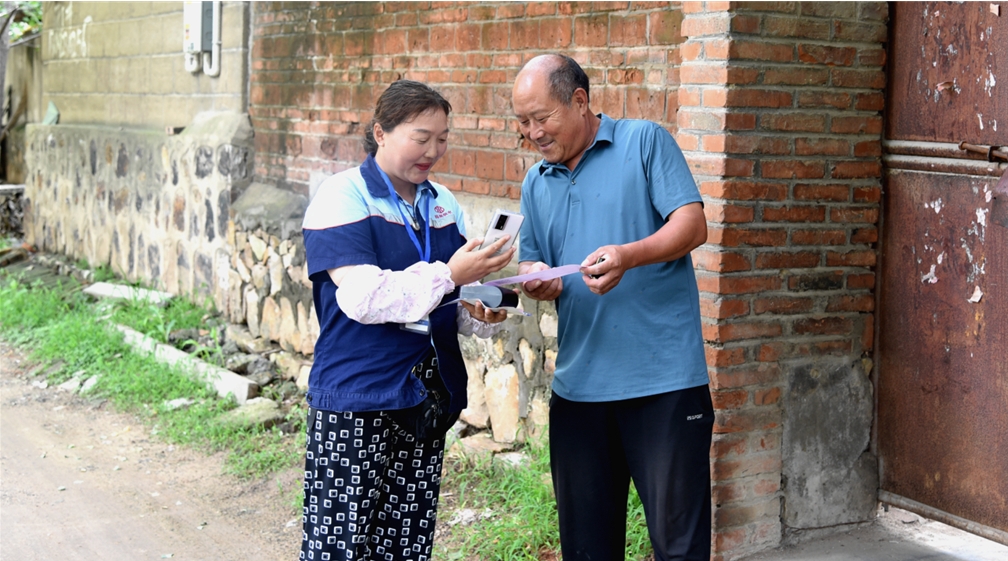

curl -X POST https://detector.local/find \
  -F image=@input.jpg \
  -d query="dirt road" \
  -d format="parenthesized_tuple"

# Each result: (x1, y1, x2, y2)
(0, 341, 302, 560)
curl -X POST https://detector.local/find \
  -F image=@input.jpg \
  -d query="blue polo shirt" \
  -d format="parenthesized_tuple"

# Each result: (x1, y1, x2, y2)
(519, 114, 709, 402)
(302, 155, 469, 413)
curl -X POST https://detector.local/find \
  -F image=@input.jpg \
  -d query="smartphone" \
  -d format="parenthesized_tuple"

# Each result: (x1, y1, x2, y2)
(478, 210, 524, 256)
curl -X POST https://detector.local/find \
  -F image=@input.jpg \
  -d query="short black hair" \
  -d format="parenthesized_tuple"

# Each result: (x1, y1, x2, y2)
(548, 55, 590, 106)
(363, 80, 452, 156)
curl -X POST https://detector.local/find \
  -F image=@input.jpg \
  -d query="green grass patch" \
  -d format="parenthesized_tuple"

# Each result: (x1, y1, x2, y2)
(0, 277, 303, 478)
(438, 436, 653, 561)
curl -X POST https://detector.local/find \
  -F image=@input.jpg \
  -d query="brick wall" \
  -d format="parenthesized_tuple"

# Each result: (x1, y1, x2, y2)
(42, 1, 249, 128)
(249, 1, 685, 197)
(678, 2, 886, 558)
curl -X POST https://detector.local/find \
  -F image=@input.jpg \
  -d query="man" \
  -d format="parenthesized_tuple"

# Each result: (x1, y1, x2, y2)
(513, 54, 714, 561)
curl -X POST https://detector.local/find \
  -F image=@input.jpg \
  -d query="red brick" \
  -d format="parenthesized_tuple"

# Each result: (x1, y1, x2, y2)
(711, 454, 783, 482)
(854, 141, 882, 157)
(827, 294, 875, 313)
(712, 435, 748, 458)
(862, 313, 875, 351)
(649, 10, 684, 45)
(754, 251, 820, 269)
(847, 273, 875, 289)
(830, 207, 879, 224)
(461, 179, 491, 195)
(851, 227, 878, 244)
(762, 15, 831, 40)
(796, 138, 850, 156)
(792, 340, 855, 357)
(709, 363, 781, 390)
(753, 295, 815, 314)
(800, 2, 855, 17)
(794, 184, 849, 202)
(730, 14, 761, 34)
(760, 114, 826, 133)
(725, 89, 793, 108)
(712, 482, 748, 505)
(681, 13, 731, 37)
(755, 387, 782, 406)
(826, 250, 877, 267)
(711, 274, 784, 294)
(797, 44, 856, 66)
(853, 186, 881, 203)
(725, 112, 758, 130)
(707, 345, 749, 366)
(714, 409, 782, 436)
(831, 116, 883, 135)
(790, 227, 846, 244)
(758, 342, 783, 362)
(763, 205, 826, 223)
(539, 17, 573, 48)
(573, 14, 609, 47)
(713, 389, 750, 410)
(833, 21, 887, 43)
(797, 91, 852, 109)
(730, 40, 794, 62)
(763, 67, 830, 86)
(693, 248, 753, 273)
(705, 201, 756, 223)
(793, 316, 854, 336)
(832, 68, 886, 89)
(701, 180, 787, 201)
(700, 295, 751, 319)
(724, 135, 791, 155)
(709, 227, 788, 248)
(680, 63, 729, 85)
(788, 270, 844, 291)
(761, 160, 825, 180)
(858, 47, 887, 67)
(610, 13, 647, 46)
(726, 67, 762, 85)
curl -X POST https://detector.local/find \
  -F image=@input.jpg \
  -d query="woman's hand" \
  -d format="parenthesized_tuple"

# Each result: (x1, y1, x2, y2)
(447, 237, 515, 286)
(460, 301, 508, 324)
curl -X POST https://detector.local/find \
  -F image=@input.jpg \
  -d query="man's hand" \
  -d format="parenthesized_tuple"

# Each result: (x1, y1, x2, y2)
(580, 245, 628, 295)
(519, 261, 563, 301)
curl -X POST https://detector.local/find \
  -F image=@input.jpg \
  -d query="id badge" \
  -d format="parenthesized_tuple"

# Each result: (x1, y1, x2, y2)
(401, 315, 431, 335)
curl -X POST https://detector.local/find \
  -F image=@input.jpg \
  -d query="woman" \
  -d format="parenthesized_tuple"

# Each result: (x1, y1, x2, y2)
(300, 80, 513, 561)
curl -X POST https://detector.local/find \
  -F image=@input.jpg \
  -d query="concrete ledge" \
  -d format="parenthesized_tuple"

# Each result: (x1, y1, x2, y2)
(84, 282, 175, 306)
(115, 324, 258, 404)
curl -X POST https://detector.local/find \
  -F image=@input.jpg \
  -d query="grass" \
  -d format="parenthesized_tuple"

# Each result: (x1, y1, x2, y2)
(0, 276, 305, 478)
(0, 270, 655, 559)
(437, 436, 654, 561)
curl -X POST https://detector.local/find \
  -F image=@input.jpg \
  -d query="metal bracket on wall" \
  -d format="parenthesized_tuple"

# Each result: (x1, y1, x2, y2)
(959, 142, 1008, 162)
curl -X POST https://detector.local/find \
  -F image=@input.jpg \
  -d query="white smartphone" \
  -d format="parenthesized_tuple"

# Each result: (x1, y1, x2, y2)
(478, 210, 524, 256)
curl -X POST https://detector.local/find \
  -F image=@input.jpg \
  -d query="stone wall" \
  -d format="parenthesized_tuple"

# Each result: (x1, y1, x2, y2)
(23, 112, 253, 302)
(41, 1, 249, 128)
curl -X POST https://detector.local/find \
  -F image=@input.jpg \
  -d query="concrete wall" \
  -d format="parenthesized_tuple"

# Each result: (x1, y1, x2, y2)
(3, 35, 43, 183)
(42, 1, 249, 128)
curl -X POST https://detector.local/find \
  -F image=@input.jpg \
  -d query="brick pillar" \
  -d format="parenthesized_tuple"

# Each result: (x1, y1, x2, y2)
(679, 2, 887, 559)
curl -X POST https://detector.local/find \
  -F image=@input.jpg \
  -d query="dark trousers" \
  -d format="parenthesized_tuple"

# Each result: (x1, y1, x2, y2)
(549, 385, 715, 561)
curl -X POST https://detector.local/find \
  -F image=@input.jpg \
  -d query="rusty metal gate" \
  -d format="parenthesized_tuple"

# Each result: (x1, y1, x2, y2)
(878, 1, 1008, 543)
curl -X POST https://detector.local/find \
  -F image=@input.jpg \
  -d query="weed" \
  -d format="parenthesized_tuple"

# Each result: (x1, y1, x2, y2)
(437, 436, 654, 560)
(0, 278, 297, 478)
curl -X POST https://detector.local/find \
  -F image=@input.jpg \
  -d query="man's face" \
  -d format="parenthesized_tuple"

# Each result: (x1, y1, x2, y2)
(512, 75, 587, 169)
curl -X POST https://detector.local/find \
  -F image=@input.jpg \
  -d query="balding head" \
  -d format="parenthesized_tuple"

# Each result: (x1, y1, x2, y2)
(515, 54, 590, 107)
(512, 54, 599, 170)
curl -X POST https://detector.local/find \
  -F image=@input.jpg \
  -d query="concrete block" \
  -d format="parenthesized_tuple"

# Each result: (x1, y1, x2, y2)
(783, 358, 877, 529)
(83, 281, 174, 306)
(116, 324, 257, 404)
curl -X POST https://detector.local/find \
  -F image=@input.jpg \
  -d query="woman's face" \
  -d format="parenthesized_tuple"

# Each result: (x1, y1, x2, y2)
(373, 108, 449, 194)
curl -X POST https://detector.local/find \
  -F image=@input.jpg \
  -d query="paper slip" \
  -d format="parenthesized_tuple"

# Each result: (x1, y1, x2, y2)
(484, 264, 582, 287)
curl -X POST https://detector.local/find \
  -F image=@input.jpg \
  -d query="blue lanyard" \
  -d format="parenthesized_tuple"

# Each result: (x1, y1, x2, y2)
(379, 168, 431, 263)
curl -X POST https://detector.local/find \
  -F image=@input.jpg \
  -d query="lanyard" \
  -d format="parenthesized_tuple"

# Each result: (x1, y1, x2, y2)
(379, 168, 431, 263)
